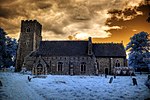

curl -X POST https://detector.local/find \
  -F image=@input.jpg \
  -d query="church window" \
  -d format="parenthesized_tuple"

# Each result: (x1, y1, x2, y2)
(57, 62, 63, 71)
(26, 27, 30, 32)
(80, 62, 86, 73)
(115, 60, 120, 67)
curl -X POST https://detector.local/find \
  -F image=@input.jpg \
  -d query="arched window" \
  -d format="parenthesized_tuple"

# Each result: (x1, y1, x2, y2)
(26, 27, 30, 32)
(80, 62, 86, 73)
(115, 60, 120, 67)
(57, 62, 63, 71)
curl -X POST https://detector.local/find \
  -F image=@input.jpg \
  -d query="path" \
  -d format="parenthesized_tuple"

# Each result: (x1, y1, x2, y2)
(0, 72, 45, 100)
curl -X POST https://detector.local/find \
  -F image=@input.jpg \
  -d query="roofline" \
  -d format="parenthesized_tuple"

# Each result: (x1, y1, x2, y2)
(36, 55, 91, 57)
(95, 56, 126, 58)
(31, 54, 126, 58)
(93, 43, 123, 45)
(41, 40, 88, 42)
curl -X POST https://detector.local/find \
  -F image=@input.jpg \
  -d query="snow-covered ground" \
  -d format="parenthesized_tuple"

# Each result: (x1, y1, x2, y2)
(0, 72, 150, 100)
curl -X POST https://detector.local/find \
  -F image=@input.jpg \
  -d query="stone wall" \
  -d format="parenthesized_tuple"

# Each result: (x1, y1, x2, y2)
(96, 57, 126, 75)
(42, 56, 95, 75)
(23, 55, 36, 71)
(23, 55, 126, 75)
(23, 56, 96, 75)
(112, 58, 125, 67)
(96, 58, 110, 74)
(111, 58, 126, 74)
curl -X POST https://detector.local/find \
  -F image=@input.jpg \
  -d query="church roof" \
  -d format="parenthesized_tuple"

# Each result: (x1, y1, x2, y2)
(93, 43, 126, 57)
(31, 41, 126, 57)
(38, 41, 88, 56)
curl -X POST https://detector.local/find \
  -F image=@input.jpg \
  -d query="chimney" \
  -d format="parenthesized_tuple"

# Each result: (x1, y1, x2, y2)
(88, 37, 93, 56)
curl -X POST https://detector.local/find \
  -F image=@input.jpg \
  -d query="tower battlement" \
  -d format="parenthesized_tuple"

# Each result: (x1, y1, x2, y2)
(21, 20, 42, 26)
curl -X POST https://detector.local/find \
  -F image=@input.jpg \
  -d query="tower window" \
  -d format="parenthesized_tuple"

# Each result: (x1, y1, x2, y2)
(80, 62, 86, 73)
(26, 27, 30, 32)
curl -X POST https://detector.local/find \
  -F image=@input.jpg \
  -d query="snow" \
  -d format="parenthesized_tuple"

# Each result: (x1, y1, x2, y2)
(0, 72, 150, 100)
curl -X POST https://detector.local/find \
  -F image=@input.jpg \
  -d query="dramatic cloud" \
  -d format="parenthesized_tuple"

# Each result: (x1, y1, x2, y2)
(104, 3, 150, 46)
(108, 8, 143, 21)
(0, 0, 147, 41)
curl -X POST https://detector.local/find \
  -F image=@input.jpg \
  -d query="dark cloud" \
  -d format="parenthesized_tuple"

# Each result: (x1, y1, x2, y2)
(0, 6, 16, 18)
(36, 3, 52, 9)
(107, 4, 150, 25)
(104, 4, 150, 46)
(108, 7, 143, 21)
(0, 6, 28, 18)
(0, 0, 14, 4)
(108, 8, 138, 17)
(123, 8, 137, 16)
(26, 0, 53, 10)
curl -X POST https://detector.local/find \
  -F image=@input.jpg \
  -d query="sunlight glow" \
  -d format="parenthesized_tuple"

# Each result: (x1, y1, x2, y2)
(75, 32, 90, 40)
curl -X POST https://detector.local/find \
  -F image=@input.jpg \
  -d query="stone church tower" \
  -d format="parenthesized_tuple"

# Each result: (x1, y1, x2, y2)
(15, 20, 42, 72)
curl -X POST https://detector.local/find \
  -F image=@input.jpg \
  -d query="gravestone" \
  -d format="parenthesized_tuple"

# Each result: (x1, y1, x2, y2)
(109, 77, 113, 83)
(114, 74, 116, 78)
(0, 80, 2, 86)
(28, 76, 32, 82)
(132, 78, 137, 85)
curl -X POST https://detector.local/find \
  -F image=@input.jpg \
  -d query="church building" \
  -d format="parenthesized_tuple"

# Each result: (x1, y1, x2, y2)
(15, 20, 127, 75)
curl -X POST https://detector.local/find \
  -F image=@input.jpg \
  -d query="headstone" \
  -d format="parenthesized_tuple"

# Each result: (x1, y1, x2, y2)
(132, 78, 137, 85)
(109, 77, 113, 83)
(0, 80, 2, 86)
(28, 76, 32, 82)
(148, 75, 150, 81)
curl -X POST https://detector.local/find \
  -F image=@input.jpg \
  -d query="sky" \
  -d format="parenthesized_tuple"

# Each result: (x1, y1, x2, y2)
(0, 0, 150, 46)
